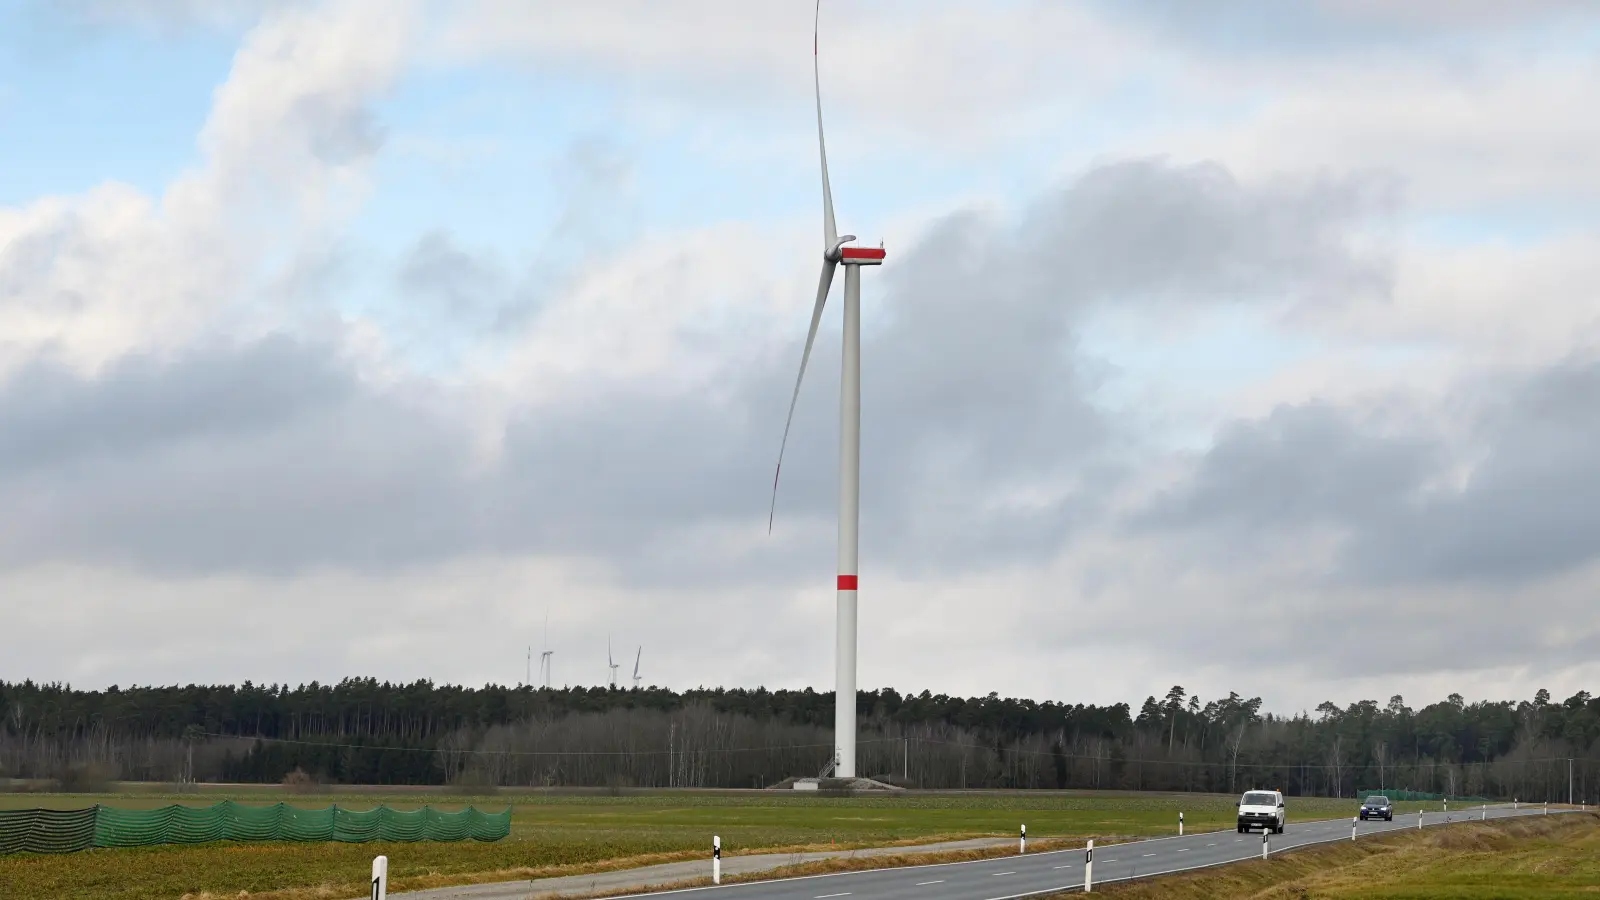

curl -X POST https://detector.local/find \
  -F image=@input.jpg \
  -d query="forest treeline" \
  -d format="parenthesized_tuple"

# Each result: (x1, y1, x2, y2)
(1, 678, 1595, 801)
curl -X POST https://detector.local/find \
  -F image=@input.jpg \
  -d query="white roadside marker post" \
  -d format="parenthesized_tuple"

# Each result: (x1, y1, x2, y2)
(1444, 797, 1449, 820)
(1020, 823, 1026, 854)
(1418, 809, 1423, 830)
(1262, 827, 1269, 860)
(1545, 801, 1549, 816)
(1179, 811, 1184, 836)
(1482, 804, 1487, 821)
(713, 835, 721, 884)
(1352, 816, 1357, 841)
(1084, 839, 1094, 893)
(371, 855, 388, 900)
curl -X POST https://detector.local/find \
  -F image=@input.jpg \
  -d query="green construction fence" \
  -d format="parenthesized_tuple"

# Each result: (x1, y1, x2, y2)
(0, 801, 511, 854)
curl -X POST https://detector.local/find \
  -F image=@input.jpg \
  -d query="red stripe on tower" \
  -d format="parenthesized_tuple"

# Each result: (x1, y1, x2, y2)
(837, 575, 858, 591)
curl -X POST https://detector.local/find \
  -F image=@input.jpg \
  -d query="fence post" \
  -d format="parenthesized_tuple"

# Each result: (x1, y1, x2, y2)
(1084, 839, 1094, 893)
(713, 835, 721, 884)
(371, 855, 388, 900)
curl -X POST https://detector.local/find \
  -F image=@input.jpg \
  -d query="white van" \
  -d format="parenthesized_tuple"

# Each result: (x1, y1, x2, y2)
(1237, 789, 1285, 833)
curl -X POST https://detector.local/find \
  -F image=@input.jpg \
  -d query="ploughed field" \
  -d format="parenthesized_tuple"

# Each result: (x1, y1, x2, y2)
(0, 788, 1453, 900)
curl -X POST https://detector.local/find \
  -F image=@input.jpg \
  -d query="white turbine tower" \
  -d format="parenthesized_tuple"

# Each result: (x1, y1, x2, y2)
(607, 637, 620, 689)
(632, 647, 642, 690)
(540, 612, 554, 689)
(768, 0, 886, 781)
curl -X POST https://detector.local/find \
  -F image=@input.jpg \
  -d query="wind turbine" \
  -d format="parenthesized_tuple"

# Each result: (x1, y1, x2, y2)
(540, 612, 554, 689)
(632, 647, 642, 690)
(607, 637, 620, 689)
(768, 0, 886, 781)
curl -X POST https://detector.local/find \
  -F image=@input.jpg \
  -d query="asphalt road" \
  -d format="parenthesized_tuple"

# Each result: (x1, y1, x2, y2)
(594, 804, 1579, 900)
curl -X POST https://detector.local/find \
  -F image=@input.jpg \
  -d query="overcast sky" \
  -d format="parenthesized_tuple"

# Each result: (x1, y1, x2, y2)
(2, 0, 1598, 715)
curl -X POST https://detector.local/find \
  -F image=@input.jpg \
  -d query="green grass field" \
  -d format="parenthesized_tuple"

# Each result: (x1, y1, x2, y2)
(0, 788, 1499, 900)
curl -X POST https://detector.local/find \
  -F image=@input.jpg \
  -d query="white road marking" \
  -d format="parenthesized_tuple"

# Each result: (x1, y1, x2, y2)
(1142, 853, 1156, 857)
(914, 881, 944, 886)
(1207, 842, 1216, 846)
(992, 871, 1015, 876)
(815, 894, 851, 899)
(1177, 848, 1189, 852)
(1053, 865, 1074, 869)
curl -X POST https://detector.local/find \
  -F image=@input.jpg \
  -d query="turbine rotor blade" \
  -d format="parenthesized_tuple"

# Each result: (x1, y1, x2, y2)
(769, 259, 837, 533)
(815, 0, 837, 250)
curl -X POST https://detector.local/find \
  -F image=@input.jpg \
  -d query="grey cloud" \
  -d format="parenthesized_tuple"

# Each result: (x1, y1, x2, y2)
(0, 158, 1389, 586)
(295, 95, 387, 165)
(1349, 358, 1600, 584)
(0, 336, 478, 575)
(1138, 355, 1600, 587)
(1137, 401, 1439, 536)
(546, 133, 639, 260)
(0, 336, 355, 474)
(1019, 160, 1395, 309)
(397, 230, 512, 322)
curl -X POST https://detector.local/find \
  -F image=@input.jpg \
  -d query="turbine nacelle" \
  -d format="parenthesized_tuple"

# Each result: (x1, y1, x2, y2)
(827, 235, 886, 266)
(840, 245, 886, 266)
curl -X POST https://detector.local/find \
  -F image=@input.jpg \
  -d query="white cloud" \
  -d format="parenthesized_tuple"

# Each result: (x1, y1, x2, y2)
(0, 0, 415, 374)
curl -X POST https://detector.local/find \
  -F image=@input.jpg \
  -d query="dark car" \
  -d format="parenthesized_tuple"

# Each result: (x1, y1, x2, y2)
(1360, 794, 1393, 821)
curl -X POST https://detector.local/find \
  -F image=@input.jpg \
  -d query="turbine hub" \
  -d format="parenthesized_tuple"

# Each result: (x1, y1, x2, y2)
(825, 234, 857, 263)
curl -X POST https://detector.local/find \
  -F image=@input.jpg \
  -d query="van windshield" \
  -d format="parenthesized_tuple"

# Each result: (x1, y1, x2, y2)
(1241, 792, 1277, 806)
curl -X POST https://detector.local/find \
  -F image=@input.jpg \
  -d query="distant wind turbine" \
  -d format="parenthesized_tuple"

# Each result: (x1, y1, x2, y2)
(767, 0, 886, 780)
(632, 646, 642, 690)
(607, 637, 620, 689)
(540, 612, 554, 689)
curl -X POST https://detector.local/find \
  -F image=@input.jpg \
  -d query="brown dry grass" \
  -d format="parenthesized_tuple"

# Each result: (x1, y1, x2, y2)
(1083, 813, 1600, 899)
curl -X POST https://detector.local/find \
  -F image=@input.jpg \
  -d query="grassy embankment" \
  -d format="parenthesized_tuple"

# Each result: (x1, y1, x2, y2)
(0, 788, 1488, 900)
(1087, 812, 1600, 898)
